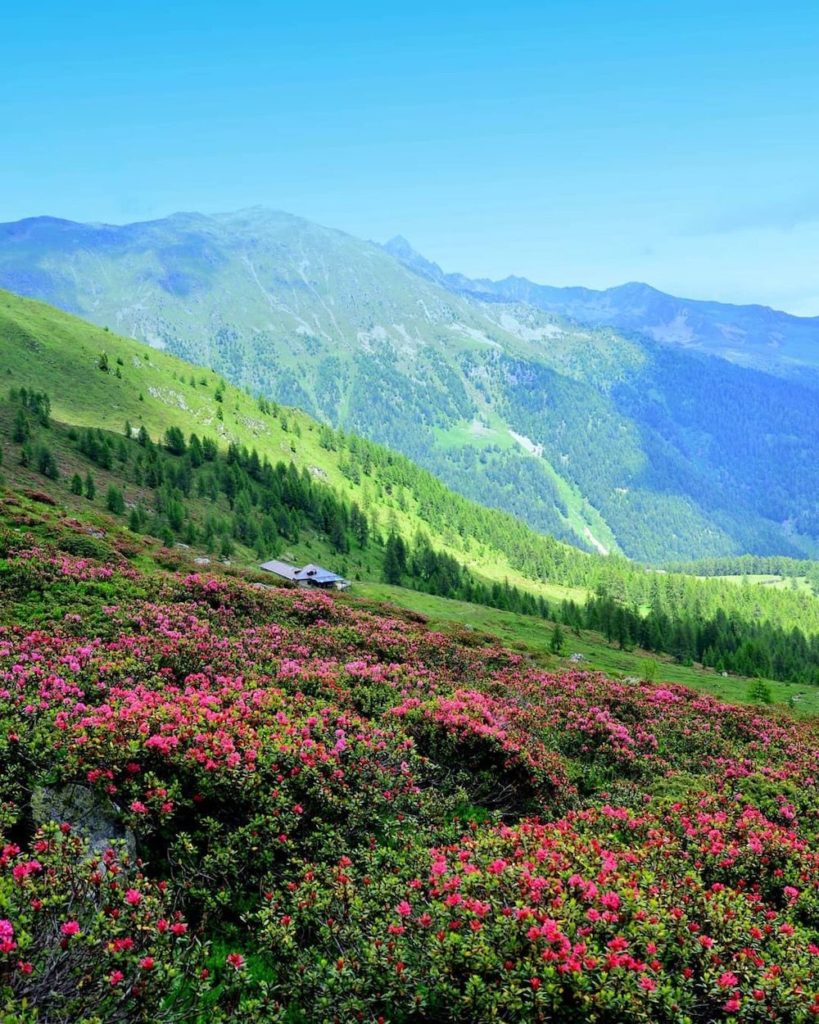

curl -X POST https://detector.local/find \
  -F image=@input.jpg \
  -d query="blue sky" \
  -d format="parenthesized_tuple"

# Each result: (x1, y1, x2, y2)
(3, 1, 819, 313)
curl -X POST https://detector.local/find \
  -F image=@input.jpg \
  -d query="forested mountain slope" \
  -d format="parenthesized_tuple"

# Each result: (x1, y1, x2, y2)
(2, 212, 819, 561)
(4, 289, 819, 689)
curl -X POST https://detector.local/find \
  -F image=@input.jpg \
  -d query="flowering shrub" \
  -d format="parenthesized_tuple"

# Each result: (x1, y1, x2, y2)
(261, 796, 819, 1022)
(391, 689, 573, 812)
(0, 823, 209, 1022)
(0, 509, 818, 1021)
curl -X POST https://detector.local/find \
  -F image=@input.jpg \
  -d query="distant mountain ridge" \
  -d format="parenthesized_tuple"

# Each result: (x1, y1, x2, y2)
(2, 207, 819, 562)
(382, 236, 819, 379)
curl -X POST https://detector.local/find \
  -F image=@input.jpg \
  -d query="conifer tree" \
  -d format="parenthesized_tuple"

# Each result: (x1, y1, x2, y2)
(106, 485, 125, 514)
(383, 533, 407, 585)
(549, 624, 565, 655)
(12, 408, 30, 443)
(36, 444, 59, 479)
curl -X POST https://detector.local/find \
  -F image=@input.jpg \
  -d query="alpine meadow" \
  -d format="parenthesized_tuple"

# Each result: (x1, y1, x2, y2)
(2, 4, 819, 1023)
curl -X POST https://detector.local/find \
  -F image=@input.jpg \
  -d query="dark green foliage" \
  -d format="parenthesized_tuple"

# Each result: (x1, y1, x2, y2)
(12, 407, 29, 443)
(188, 433, 204, 467)
(128, 506, 146, 533)
(106, 485, 125, 514)
(164, 425, 187, 455)
(667, 553, 819, 598)
(35, 444, 59, 480)
(349, 502, 368, 547)
(577, 593, 819, 685)
(749, 679, 773, 704)
(77, 428, 114, 469)
(328, 513, 349, 554)
(383, 532, 407, 585)
(11, 387, 51, 427)
(549, 623, 565, 654)
(83, 472, 96, 501)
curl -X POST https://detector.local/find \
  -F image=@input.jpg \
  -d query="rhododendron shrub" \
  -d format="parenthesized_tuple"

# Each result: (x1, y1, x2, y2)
(0, 517, 818, 1022)
(0, 823, 209, 1022)
(391, 689, 574, 813)
(261, 797, 819, 1022)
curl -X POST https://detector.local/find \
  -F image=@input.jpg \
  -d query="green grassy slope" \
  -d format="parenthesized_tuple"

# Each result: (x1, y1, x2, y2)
(0, 287, 587, 600)
(354, 583, 819, 717)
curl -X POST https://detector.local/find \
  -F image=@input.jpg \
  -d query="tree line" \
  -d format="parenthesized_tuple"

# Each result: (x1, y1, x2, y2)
(0, 391, 552, 622)
(558, 593, 819, 684)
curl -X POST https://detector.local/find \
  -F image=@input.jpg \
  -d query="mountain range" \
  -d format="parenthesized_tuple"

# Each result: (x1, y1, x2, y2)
(383, 234, 819, 380)
(2, 207, 818, 562)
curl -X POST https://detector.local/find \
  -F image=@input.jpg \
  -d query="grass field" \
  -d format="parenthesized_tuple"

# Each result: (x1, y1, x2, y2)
(700, 573, 816, 595)
(352, 582, 819, 717)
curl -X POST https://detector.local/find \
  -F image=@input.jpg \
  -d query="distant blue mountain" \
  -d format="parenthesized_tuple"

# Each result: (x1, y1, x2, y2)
(383, 237, 819, 381)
